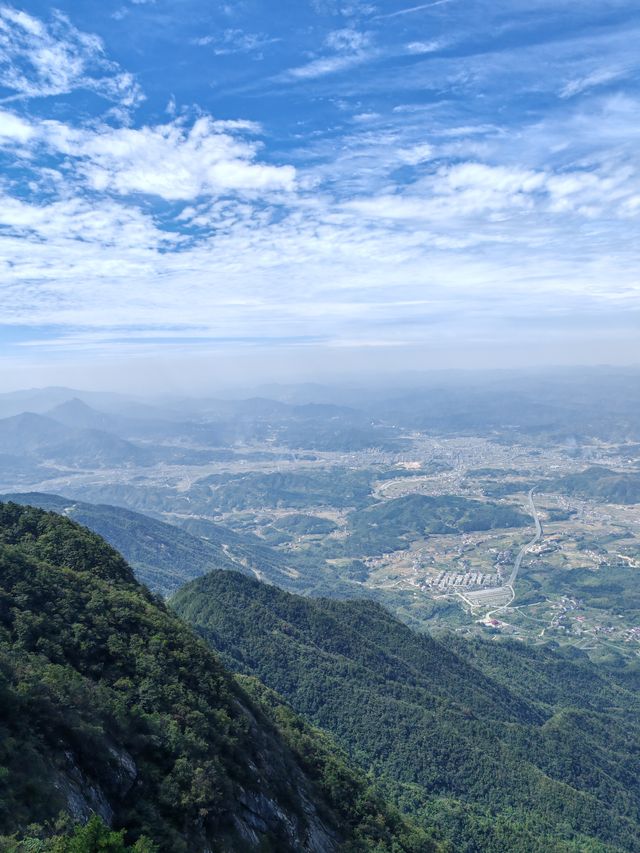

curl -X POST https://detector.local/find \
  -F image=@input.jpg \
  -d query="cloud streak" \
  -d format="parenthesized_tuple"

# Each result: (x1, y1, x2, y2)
(283, 28, 374, 80)
(560, 67, 627, 99)
(373, 1, 454, 21)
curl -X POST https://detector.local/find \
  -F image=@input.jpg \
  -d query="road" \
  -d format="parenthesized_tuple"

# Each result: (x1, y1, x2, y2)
(458, 488, 542, 612)
(508, 488, 542, 587)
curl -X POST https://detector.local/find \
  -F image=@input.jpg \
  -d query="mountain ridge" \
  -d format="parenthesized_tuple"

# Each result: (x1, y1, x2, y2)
(0, 492, 297, 596)
(0, 502, 433, 852)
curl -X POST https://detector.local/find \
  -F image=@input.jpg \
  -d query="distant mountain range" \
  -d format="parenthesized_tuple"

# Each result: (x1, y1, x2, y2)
(0, 389, 405, 469)
(2, 372, 640, 469)
(0, 386, 134, 419)
(0, 411, 152, 469)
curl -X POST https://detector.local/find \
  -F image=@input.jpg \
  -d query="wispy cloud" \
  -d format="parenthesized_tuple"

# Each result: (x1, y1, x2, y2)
(560, 67, 627, 99)
(0, 4, 142, 105)
(283, 27, 373, 80)
(193, 28, 280, 56)
(405, 40, 444, 54)
(285, 52, 371, 80)
(325, 28, 370, 52)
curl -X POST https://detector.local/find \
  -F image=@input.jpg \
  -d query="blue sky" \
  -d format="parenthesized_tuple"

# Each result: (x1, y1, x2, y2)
(0, 0, 639, 389)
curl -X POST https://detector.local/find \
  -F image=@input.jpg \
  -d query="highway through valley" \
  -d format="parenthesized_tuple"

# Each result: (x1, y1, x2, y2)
(458, 488, 542, 611)
(508, 488, 542, 587)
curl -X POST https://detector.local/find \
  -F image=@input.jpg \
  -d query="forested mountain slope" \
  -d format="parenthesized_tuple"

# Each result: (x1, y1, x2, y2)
(1, 493, 295, 596)
(173, 570, 640, 853)
(0, 503, 433, 853)
(549, 466, 640, 504)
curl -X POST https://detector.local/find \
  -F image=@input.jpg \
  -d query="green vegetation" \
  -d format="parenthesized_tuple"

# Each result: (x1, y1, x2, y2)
(258, 513, 340, 546)
(543, 563, 640, 615)
(354, 492, 529, 533)
(276, 420, 403, 452)
(173, 569, 640, 852)
(194, 469, 374, 511)
(2, 493, 296, 596)
(551, 466, 640, 504)
(0, 816, 155, 851)
(0, 502, 429, 852)
(340, 494, 529, 555)
(238, 677, 438, 853)
(473, 480, 525, 498)
(271, 513, 339, 536)
(1, 492, 241, 595)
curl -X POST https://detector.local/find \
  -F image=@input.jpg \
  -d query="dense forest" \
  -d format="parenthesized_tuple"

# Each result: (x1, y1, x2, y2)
(0, 503, 434, 852)
(173, 569, 640, 853)
(0, 492, 241, 595)
(341, 494, 529, 555)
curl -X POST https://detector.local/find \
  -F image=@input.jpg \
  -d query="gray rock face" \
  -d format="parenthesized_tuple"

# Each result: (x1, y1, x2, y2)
(47, 741, 339, 853)
(53, 752, 114, 826)
(233, 788, 338, 853)
(107, 743, 138, 797)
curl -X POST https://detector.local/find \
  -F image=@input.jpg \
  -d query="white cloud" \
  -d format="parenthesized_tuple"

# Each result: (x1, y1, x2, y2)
(352, 111, 379, 122)
(397, 142, 434, 164)
(340, 2, 377, 16)
(442, 162, 545, 195)
(1, 163, 639, 357)
(0, 192, 167, 247)
(68, 117, 296, 200)
(560, 68, 626, 99)
(374, 0, 453, 20)
(346, 159, 640, 223)
(284, 27, 373, 80)
(0, 106, 33, 142)
(0, 110, 295, 200)
(325, 28, 370, 52)
(1, 3, 639, 366)
(406, 40, 443, 54)
(286, 52, 370, 80)
(0, 5, 143, 105)
(279, 27, 447, 85)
